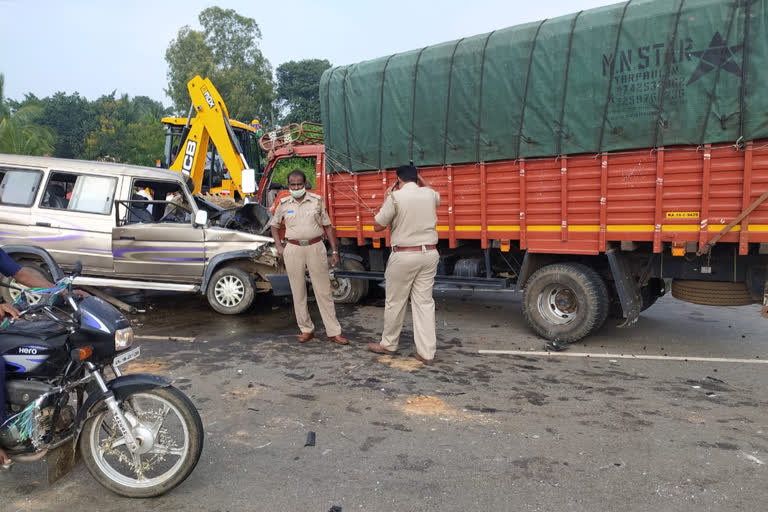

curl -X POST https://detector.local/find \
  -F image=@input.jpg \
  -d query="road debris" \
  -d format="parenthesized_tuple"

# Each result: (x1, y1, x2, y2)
(305, 431, 316, 447)
(377, 355, 423, 372)
(124, 359, 170, 374)
(741, 452, 765, 465)
(398, 395, 465, 419)
(134, 335, 195, 342)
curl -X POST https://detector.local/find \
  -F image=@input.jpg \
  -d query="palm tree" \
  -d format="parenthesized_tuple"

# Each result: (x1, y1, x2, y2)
(0, 73, 56, 155)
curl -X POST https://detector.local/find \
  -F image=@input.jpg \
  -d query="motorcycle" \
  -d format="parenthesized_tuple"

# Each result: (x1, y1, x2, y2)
(1, 246, 203, 498)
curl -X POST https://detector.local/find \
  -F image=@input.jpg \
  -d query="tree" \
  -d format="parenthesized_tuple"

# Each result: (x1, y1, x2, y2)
(82, 93, 166, 166)
(36, 92, 99, 158)
(0, 74, 55, 156)
(165, 7, 274, 124)
(276, 59, 331, 125)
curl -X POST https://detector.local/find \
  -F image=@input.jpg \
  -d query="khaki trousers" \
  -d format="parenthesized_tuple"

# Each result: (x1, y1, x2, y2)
(379, 250, 439, 359)
(283, 242, 342, 337)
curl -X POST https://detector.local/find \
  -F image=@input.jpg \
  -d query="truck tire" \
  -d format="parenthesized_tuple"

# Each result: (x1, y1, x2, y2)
(522, 263, 609, 343)
(0, 260, 51, 305)
(331, 259, 368, 304)
(671, 280, 755, 306)
(206, 265, 256, 314)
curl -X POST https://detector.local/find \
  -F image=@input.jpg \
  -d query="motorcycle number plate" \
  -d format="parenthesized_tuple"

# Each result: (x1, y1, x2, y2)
(113, 347, 141, 367)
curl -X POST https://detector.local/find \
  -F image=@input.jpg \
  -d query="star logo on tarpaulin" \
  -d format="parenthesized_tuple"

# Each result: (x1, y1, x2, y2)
(687, 31, 743, 85)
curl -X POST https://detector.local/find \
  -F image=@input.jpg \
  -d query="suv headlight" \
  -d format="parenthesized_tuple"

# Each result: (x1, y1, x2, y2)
(115, 327, 134, 350)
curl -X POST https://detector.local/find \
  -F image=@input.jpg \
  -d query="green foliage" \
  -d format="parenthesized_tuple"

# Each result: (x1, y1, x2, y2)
(276, 59, 332, 125)
(81, 93, 166, 166)
(1, 74, 168, 165)
(38, 92, 99, 158)
(271, 157, 316, 189)
(0, 75, 8, 120)
(165, 7, 274, 124)
(0, 74, 55, 156)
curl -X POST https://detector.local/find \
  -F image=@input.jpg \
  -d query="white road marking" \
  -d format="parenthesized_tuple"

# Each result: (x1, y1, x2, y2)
(135, 335, 196, 342)
(478, 349, 768, 364)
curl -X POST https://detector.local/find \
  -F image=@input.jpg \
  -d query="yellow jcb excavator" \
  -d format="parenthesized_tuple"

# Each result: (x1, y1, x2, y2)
(161, 75, 262, 199)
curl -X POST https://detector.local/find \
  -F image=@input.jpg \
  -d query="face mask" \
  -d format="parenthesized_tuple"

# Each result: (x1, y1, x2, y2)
(290, 187, 306, 199)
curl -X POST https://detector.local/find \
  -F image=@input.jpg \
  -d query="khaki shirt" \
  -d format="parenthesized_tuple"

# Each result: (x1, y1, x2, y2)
(375, 182, 440, 247)
(271, 192, 332, 240)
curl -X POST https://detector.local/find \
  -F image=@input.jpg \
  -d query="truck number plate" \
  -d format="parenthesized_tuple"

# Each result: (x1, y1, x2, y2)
(113, 347, 141, 367)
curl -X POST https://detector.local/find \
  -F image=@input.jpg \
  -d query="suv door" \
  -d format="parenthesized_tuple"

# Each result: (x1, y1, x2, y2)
(112, 180, 206, 280)
(33, 171, 118, 273)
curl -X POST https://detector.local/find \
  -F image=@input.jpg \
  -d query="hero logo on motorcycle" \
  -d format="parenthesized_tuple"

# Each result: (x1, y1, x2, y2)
(18, 347, 38, 355)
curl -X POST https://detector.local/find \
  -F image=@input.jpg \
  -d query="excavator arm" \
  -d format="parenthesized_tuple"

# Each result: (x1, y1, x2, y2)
(168, 76, 256, 197)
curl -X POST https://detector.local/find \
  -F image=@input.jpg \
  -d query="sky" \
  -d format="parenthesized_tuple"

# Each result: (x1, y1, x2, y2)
(0, 0, 620, 105)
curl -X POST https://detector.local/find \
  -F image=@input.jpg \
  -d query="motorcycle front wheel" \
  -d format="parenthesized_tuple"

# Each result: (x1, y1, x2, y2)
(80, 386, 204, 498)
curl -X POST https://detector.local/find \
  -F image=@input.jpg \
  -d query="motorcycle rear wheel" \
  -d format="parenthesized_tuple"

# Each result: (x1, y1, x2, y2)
(79, 386, 203, 498)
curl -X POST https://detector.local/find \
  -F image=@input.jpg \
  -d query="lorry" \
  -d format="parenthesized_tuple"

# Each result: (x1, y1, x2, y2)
(260, 0, 768, 343)
(161, 76, 261, 199)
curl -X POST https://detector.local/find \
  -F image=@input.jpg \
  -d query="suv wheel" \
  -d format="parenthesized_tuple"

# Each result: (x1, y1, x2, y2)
(206, 266, 255, 315)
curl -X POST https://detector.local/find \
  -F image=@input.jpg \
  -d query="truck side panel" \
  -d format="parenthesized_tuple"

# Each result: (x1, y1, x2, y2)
(329, 140, 768, 255)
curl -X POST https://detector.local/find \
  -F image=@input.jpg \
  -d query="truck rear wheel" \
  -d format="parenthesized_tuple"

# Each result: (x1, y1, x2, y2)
(331, 259, 368, 304)
(522, 263, 609, 343)
(206, 266, 256, 314)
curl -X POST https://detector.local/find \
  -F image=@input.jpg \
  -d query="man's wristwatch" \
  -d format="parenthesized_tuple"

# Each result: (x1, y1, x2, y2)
(332, 250, 339, 254)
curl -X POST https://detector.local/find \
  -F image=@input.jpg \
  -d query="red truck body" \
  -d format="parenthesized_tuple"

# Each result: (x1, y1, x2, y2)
(263, 140, 768, 256)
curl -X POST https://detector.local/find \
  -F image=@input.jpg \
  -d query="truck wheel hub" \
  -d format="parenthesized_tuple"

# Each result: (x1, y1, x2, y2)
(538, 285, 578, 325)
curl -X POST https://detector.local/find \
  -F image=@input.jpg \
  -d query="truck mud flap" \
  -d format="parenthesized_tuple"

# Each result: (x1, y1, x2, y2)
(607, 249, 642, 328)
(267, 274, 292, 296)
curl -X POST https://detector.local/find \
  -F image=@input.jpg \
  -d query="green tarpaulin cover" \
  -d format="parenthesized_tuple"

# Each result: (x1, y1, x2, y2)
(320, 0, 768, 173)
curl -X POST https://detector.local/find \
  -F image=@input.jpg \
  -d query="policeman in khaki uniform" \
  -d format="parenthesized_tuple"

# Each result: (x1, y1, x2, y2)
(366, 165, 441, 363)
(271, 170, 349, 345)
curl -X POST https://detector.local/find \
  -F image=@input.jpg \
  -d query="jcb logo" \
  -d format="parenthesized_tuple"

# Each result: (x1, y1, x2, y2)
(201, 85, 216, 109)
(203, 90, 215, 109)
(182, 140, 197, 173)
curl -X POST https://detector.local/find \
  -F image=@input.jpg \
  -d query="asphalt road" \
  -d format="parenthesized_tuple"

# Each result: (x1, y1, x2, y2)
(3, 290, 767, 512)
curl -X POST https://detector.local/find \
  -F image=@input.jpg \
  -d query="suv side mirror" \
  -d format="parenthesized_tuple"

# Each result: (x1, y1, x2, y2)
(194, 210, 208, 227)
(241, 168, 257, 194)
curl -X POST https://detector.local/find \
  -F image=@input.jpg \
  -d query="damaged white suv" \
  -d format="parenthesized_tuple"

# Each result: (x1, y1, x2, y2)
(0, 154, 282, 314)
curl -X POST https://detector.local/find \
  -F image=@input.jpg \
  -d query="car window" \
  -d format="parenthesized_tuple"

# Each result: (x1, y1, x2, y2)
(0, 168, 43, 206)
(41, 171, 117, 215)
(40, 173, 75, 209)
(120, 178, 192, 225)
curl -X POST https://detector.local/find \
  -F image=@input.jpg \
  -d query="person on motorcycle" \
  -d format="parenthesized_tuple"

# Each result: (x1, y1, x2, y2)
(0, 248, 58, 468)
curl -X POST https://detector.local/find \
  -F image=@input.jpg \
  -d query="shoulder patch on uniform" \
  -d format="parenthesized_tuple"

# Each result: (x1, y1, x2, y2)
(279, 195, 292, 204)
(307, 192, 321, 200)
